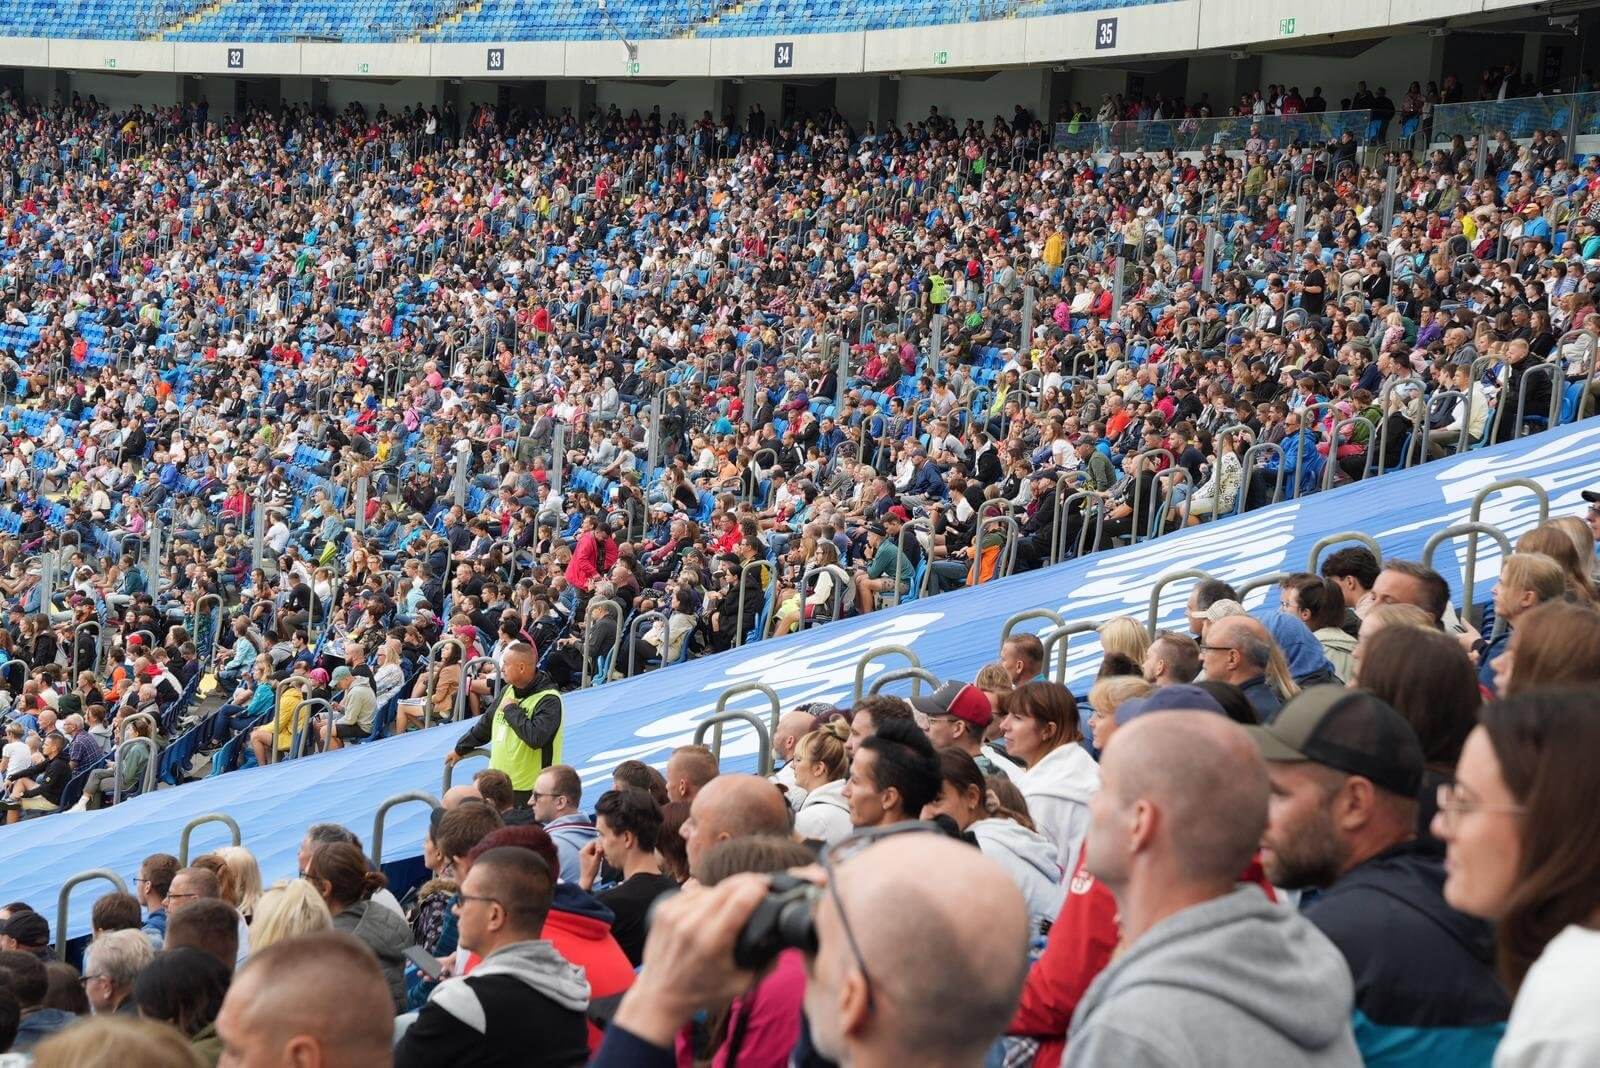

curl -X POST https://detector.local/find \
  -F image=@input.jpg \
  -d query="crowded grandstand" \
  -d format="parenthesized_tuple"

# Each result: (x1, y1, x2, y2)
(0, 0, 1595, 1062)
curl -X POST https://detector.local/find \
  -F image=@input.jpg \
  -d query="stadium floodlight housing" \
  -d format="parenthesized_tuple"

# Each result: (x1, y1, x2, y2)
(595, 0, 637, 65)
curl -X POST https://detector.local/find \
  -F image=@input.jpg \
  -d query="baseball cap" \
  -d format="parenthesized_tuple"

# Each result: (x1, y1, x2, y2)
(309, 668, 330, 685)
(1114, 683, 1226, 725)
(911, 681, 993, 730)
(2, 910, 48, 950)
(330, 666, 352, 684)
(885, 505, 911, 522)
(1247, 686, 1424, 798)
(1581, 488, 1600, 504)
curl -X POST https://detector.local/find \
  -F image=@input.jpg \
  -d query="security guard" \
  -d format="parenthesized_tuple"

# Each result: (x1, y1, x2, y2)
(446, 641, 562, 806)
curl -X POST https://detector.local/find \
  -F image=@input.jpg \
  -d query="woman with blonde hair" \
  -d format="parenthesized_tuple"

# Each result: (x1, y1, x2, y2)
(248, 879, 333, 953)
(1096, 616, 1150, 666)
(1085, 675, 1153, 751)
(33, 1017, 203, 1068)
(791, 719, 852, 845)
(214, 846, 263, 921)
(1516, 524, 1596, 604)
(1550, 515, 1597, 596)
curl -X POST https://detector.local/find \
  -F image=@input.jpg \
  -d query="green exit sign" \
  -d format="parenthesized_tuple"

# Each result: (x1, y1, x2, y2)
(1278, 16, 1296, 35)
(105, 57, 117, 69)
(357, 61, 370, 73)
(626, 60, 640, 74)
(934, 49, 949, 65)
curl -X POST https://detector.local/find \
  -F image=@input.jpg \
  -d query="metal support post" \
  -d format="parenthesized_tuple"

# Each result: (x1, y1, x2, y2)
(1201, 226, 1217, 295)
(147, 516, 163, 599)
(1020, 286, 1036, 348)
(1111, 255, 1125, 322)
(646, 393, 663, 472)
(353, 475, 370, 536)
(1380, 164, 1397, 237)
(451, 442, 470, 508)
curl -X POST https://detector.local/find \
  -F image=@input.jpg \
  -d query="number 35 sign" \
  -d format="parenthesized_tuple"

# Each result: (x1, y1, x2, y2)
(1095, 17, 1117, 50)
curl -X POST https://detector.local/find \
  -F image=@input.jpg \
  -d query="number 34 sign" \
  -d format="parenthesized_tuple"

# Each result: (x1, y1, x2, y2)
(1095, 17, 1117, 49)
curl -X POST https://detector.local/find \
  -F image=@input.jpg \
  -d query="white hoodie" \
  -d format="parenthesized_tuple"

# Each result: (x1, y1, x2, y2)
(794, 777, 853, 845)
(970, 817, 1066, 939)
(1018, 742, 1102, 877)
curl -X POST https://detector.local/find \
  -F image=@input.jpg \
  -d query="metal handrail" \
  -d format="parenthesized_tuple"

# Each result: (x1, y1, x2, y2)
(975, 513, 1020, 585)
(110, 736, 158, 806)
(714, 682, 782, 740)
(626, 610, 666, 676)
(797, 564, 851, 630)
(1422, 522, 1513, 629)
(289, 698, 331, 760)
(422, 637, 468, 729)
(1040, 621, 1100, 686)
(1236, 442, 1285, 515)
(455, 656, 504, 724)
(693, 710, 774, 776)
(442, 747, 490, 793)
(732, 561, 771, 650)
(1306, 532, 1384, 575)
(1000, 608, 1065, 654)
(1146, 569, 1215, 635)
(370, 790, 442, 867)
(1235, 572, 1292, 606)
(57, 870, 129, 960)
(851, 644, 923, 703)
(178, 813, 242, 865)
(865, 666, 941, 698)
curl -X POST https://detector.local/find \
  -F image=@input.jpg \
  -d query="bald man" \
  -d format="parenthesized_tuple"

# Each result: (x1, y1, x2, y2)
(680, 774, 791, 881)
(594, 831, 1029, 1068)
(1197, 614, 1284, 722)
(770, 710, 817, 810)
(1064, 713, 1359, 1067)
(215, 931, 396, 1067)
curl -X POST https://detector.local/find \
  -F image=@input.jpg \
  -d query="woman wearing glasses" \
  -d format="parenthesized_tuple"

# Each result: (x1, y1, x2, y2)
(1432, 690, 1600, 1066)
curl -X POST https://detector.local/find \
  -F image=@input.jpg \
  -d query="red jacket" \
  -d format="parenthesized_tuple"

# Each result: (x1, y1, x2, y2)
(543, 905, 636, 1053)
(564, 530, 618, 592)
(1009, 849, 1277, 1067)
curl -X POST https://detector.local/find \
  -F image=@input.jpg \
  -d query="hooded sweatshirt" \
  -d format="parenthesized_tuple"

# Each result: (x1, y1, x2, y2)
(794, 777, 852, 845)
(1064, 886, 1361, 1068)
(543, 882, 637, 1052)
(396, 940, 591, 1068)
(1262, 610, 1339, 687)
(970, 817, 1065, 939)
(1017, 742, 1101, 876)
(333, 899, 417, 1011)
(1314, 626, 1357, 683)
(545, 813, 599, 884)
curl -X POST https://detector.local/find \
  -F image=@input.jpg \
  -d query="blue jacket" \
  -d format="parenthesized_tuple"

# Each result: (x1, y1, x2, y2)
(14, 1007, 76, 1051)
(1303, 841, 1508, 1068)
(1266, 429, 1325, 496)
(545, 814, 598, 885)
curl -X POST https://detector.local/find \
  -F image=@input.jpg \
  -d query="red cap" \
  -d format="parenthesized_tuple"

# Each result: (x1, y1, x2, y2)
(885, 505, 911, 522)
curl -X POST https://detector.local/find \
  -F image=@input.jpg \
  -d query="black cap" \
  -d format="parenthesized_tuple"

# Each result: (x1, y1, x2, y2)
(1582, 489, 1600, 504)
(1247, 686, 1424, 798)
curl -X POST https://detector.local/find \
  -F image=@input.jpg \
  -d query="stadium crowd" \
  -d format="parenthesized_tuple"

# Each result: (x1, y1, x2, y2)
(0, 517, 1596, 1067)
(0, 67, 1595, 1065)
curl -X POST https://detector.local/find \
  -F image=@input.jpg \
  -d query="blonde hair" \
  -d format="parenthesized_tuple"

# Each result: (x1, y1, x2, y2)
(1500, 553, 1567, 607)
(248, 880, 333, 952)
(1096, 616, 1150, 664)
(216, 846, 264, 917)
(1264, 639, 1302, 702)
(33, 1016, 203, 1068)
(1362, 602, 1434, 634)
(794, 719, 850, 783)
(973, 662, 1015, 692)
(1516, 524, 1596, 604)
(1087, 675, 1152, 719)
(1551, 516, 1595, 589)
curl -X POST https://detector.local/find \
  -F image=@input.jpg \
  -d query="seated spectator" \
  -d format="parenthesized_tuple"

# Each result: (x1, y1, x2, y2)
(1479, 552, 1565, 695)
(247, 880, 332, 953)
(0, 911, 50, 960)
(135, 853, 179, 949)
(1251, 687, 1509, 1063)
(301, 842, 415, 1010)
(166, 899, 242, 973)
(1490, 599, 1600, 696)
(1278, 573, 1358, 681)
(1199, 614, 1295, 722)
(1434, 690, 1600, 1065)
(90, 892, 143, 941)
(845, 717, 941, 830)
(0, 949, 72, 1050)
(132, 947, 231, 1066)
(578, 788, 675, 966)
(999, 681, 1100, 874)
(214, 932, 395, 1068)
(1066, 712, 1359, 1065)
(31, 1015, 208, 1067)
(682, 773, 792, 882)
(664, 744, 721, 804)
(531, 764, 597, 882)
(790, 720, 852, 845)
(83, 928, 154, 1016)
(396, 847, 589, 1068)
(1370, 560, 1451, 628)
(1140, 630, 1200, 687)
(913, 679, 1022, 779)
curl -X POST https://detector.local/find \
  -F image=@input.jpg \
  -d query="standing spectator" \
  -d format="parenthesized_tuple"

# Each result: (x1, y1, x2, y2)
(1433, 691, 1600, 1066)
(531, 764, 596, 883)
(396, 848, 590, 1068)
(1065, 712, 1359, 1066)
(214, 933, 395, 1068)
(1251, 687, 1509, 1064)
(999, 681, 1100, 875)
(446, 643, 562, 806)
(578, 789, 676, 966)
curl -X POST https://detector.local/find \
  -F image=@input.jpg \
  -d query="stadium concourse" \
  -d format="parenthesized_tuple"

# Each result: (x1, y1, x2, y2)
(0, 71, 1597, 1068)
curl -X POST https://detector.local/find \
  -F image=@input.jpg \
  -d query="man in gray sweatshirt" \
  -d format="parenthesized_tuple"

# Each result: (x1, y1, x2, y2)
(1064, 712, 1361, 1067)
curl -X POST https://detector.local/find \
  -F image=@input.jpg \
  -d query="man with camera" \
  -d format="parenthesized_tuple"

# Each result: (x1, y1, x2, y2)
(592, 828, 1029, 1068)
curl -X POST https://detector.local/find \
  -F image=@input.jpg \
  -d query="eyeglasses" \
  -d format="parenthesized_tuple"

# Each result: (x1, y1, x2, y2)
(79, 974, 106, 985)
(1435, 781, 1526, 830)
(817, 820, 943, 1011)
(1197, 643, 1237, 654)
(455, 893, 503, 910)
(531, 791, 559, 801)
(165, 891, 197, 903)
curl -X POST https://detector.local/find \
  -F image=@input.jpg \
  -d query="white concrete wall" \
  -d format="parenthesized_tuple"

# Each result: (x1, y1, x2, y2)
(72, 71, 180, 110)
(0, 0, 1516, 81)
(326, 76, 439, 113)
(895, 69, 1045, 127)
(595, 78, 717, 122)
(1257, 34, 1435, 106)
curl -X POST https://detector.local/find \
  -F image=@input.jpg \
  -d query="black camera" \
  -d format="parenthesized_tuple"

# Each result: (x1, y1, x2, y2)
(647, 872, 821, 973)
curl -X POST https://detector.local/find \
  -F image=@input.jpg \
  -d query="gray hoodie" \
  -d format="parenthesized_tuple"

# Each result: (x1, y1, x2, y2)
(1064, 886, 1361, 1068)
(334, 899, 417, 1010)
(429, 939, 591, 1033)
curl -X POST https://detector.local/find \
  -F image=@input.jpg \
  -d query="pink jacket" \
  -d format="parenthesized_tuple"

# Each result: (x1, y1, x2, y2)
(675, 949, 805, 1068)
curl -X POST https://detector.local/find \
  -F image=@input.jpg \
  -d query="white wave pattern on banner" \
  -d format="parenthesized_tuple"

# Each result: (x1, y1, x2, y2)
(1373, 424, 1600, 592)
(572, 611, 943, 782)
